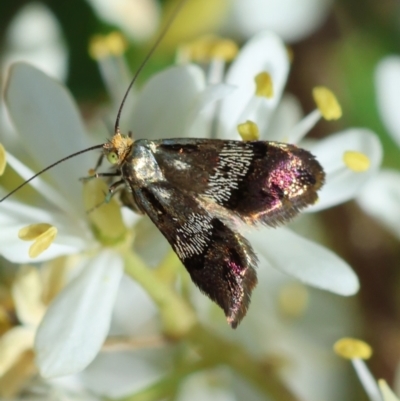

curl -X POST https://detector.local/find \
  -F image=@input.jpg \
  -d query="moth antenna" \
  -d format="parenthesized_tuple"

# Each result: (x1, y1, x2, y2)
(0, 144, 103, 203)
(114, 0, 189, 135)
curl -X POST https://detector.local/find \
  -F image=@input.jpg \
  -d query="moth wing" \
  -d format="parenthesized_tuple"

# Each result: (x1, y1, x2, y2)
(127, 182, 258, 328)
(152, 139, 325, 227)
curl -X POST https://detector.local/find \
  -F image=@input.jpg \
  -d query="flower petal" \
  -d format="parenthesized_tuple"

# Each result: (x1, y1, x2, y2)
(248, 227, 359, 296)
(129, 65, 206, 140)
(5, 62, 98, 214)
(217, 31, 289, 139)
(12, 265, 46, 326)
(35, 250, 124, 378)
(375, 56, 400, 147)
(228, 0, 333, 43)
(80, 348, 171, 398)
(306, 129, 382, 212)
(357, 169, 400, 239)
(0, 198, 92, 263)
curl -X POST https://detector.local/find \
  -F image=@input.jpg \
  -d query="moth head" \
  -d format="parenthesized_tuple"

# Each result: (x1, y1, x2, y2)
(103, 132, 133, 166)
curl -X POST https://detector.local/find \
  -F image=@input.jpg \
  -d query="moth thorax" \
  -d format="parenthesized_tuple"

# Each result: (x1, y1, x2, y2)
(131, 142, 164, 184)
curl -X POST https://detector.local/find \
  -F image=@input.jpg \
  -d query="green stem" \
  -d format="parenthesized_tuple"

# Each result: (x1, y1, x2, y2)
(123, 249, 196, 338)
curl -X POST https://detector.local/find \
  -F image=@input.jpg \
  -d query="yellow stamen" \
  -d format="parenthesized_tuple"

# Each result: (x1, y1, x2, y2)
(333, 338, 372, 360)
(18, 224, 57, 258)
(89, 32, 128, 60)
(312, 86, 342, 120)
(89, 35, 109, 60)
(0, 143, 6, 176)
(378, 380, 400, 401)
(237, 120, 260, 141)
(343, 151, 370, 172)
(278, 283, 309, 318)
(105, 32, 128, 56)
(181, 35, 238, 62)
(255, 72, 274, 98)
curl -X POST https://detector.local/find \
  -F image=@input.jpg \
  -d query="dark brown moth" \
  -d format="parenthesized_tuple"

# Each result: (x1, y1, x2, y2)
(0, 0, 325, 328)
(99, 135, 324, 328)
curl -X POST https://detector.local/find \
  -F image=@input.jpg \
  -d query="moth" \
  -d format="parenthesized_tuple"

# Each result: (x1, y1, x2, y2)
(0, 0, 325, 328)
(97, 133, 324, 328)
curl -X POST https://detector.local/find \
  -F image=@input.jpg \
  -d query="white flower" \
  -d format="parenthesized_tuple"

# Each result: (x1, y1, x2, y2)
(224, 0, 334, 43)
(357, 56, 400, 239)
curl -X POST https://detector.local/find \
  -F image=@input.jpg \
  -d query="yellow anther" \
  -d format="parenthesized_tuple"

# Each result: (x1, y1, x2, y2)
(237, 120, 260, 141)
(105, 32, 128, 56)
(19, 224, 57, 258)
(89, 32, 128, 60)
(0, 143, 6, 176)
(89, 35, 109, 60)
(181, 35, 238, 62)
(333, 338, 373, 360)
(255, 72, 274, 98)
(278, 283, 309, 318)
(378, 380, 400, 401)
(343, 151, 370, 172)
(313, 86, 342, 120)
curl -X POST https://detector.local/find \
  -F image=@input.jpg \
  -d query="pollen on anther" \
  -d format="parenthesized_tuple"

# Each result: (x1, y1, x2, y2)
(106, 32, 128, 56)
(343, 151, 370, 172)
(89, 32, 128, 60)
(0, 143, 6, 175)
(312, 86, 342, 120)
(333, 338, 372, 360)
(237, 121, 259, 141)
(181, 35, 238, 62)
(19, 224, 57, 258)
(255, 72, 274, 98)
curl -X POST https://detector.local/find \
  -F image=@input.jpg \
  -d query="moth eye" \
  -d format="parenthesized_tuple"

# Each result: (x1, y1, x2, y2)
(107, 152, 118, 165)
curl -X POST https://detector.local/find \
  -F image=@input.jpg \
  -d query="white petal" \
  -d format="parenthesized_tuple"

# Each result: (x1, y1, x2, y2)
(375, 56, 400, 147)
(86, 0, 160, 42)
(228, 0, 333, 43)
(186, 83, 236, 138)
(35, 250, 124, 378)
(264, 93, 303, 141)
(0, 198, 92, 263)
(80, 348, 171, 398)
(12, 265, 46, 326)
(4, 3, 67, 81)
(4, 150, 75, 216)
(357, 169, 400, 239)
(248, 227, 359, 295)
(217, 31, 289, 139)
(5, 62, 98, 214)
(307, 129, 382, 212)
(130, 65, 206, 140)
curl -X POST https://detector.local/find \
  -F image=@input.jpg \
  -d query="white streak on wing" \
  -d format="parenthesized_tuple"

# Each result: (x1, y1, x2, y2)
(204, 142, 254, 204)
(175, 213, 213, 259)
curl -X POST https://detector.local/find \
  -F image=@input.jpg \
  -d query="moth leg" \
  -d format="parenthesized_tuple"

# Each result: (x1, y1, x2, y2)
(93, 153, 105, 172)
(85, 179, 125, 214)
(79, 171, 122, 182)
(104, 179, 125, 203)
